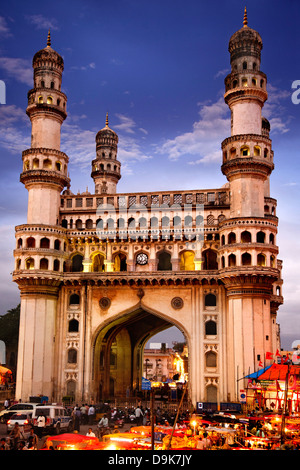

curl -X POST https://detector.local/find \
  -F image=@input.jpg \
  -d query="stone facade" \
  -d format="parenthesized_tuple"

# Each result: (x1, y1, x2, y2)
(13, 13, 283, 406)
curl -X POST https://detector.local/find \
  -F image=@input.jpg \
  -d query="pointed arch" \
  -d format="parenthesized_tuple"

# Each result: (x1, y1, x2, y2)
(180, 250, 195, 270)
(90, 250, 106, 272)
(71, 253, 84, 272)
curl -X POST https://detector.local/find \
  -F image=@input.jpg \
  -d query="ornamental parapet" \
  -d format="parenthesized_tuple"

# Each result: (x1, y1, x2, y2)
(20, 169, 70, 188)
(60, 188, 230, 212)
(221, 133, 271, 148)
(224, 85, 268, 106)
(218, 215, 278, 229)
(61, 270, 221, 286)
(22, 147, 69, 161)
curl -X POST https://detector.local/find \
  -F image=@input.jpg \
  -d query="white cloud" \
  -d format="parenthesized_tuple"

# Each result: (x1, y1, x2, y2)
(158, 97, 230, 163)
(61, 122, 95, 168)
(157, 82, 292, 164)
(264, 83, 291, 134)
(0, 105, 30, 153)
(26, 14, 59, 31)
(114, 114, 136, 134)
(70, 63, 96, 71)
(214, 68, 229, 79)
(139, 128, 148, 135)
(0, 57, 32, 86)
(0, 16, 12, 37)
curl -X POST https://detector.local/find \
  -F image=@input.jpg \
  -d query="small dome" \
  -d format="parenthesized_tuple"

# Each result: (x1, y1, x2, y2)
(229, 26, 263, 51)
(228, 8, 263, 59)
(262, 116, 270, 131)
(32, 30, 64, 70)
(96, 114, 118, 142)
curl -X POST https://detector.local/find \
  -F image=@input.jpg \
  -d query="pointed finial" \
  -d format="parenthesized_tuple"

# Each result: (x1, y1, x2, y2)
(105, 112, 109, 127)
(47, 29, 51, 47)
(243, 7, 248, 27)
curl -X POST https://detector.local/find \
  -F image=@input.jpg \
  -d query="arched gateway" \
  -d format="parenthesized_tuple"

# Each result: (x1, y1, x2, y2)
(92, 305, 187, 401)
(14, 12, 283, 409)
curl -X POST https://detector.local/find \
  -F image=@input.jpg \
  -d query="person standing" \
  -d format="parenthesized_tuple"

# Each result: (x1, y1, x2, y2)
(80, 404, 87, 424)
(88, 404, 95, 425)
(36, 411, 46, 439)
(135, 406, 143, 426)
(74, 406, 81, 432)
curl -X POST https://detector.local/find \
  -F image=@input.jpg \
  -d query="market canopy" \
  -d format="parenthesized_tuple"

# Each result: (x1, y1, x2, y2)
(258, 363, 300, 381)
(243, 365, 272, 380)
(0, 366, 12, 376)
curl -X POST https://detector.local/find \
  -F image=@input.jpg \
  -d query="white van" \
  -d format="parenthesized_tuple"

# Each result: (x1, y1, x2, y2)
(0, 403, 41, 423)
(32, 405, 73, 435)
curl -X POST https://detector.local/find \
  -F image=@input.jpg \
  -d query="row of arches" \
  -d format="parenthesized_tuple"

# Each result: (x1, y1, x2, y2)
(61, 214, 224, 230)
(35, 94, 66, 109)
(68, 249, 218, 272)
(23, 157, 67, 173)
(232, 76, 265, 89)
(20, 257, 61, 271)
(96, 150, 117, 160)
(17, 237, 65, 250)
(18, 249, 275, 272)
(223, 144, 270, 161)
(233, 61, 259, 72)
(221, 252, 276, 268)
(93, 162, 119, 172)
(221, 230, 275, 246)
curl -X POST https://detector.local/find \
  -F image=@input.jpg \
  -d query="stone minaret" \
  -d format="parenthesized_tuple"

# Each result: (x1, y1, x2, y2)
(21, 30, 69, 225)
(221, 7, 273, 218)
(91, 114, 121, 194)
(14, 32, 69, 401)
(219, 9, 282, 398)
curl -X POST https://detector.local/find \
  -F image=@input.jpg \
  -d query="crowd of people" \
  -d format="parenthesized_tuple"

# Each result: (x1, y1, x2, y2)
(2, 400, 299, 450)
(0, 400, 192, 450)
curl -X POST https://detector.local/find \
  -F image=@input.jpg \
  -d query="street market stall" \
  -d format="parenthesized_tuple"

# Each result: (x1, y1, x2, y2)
(0, 366, 12, 388)
(246, 363, 300, 413)
(42, 433, 101, 450)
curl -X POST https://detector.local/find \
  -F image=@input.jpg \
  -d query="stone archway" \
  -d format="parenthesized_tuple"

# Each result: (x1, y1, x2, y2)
(92, 306, 187, 401)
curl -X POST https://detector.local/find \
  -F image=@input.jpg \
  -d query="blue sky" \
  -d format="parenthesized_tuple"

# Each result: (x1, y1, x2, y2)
(0, 0, 299, 349)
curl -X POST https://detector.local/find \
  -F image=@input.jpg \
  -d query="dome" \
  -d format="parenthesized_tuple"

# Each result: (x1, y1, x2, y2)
(228, 8, 263, 61)
(96, 114, 118, 142)
(32, 30, 64, 70)
(262, 116, 270, 131)
(229, 26, 263, 52)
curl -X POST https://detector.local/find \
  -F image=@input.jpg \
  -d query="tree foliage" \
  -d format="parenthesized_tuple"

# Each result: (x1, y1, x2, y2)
(173, 341, 186, 353)
(0, 304, 20, 345)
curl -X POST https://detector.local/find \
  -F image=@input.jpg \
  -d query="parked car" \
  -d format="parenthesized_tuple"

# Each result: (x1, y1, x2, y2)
(6, 412, 33, 437)
(32, 405, 73, 435)
(0, 403, 42, 423)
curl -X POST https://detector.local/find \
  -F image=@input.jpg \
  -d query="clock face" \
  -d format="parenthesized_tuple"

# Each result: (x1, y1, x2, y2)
(136, 253, 148, 265)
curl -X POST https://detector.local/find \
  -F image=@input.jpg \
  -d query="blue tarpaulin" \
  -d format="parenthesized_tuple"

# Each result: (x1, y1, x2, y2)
(243, 365, 272, 380)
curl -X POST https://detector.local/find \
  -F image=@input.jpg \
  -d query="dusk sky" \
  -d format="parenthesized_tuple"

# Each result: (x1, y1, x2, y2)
(0, 0, 299, 349)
